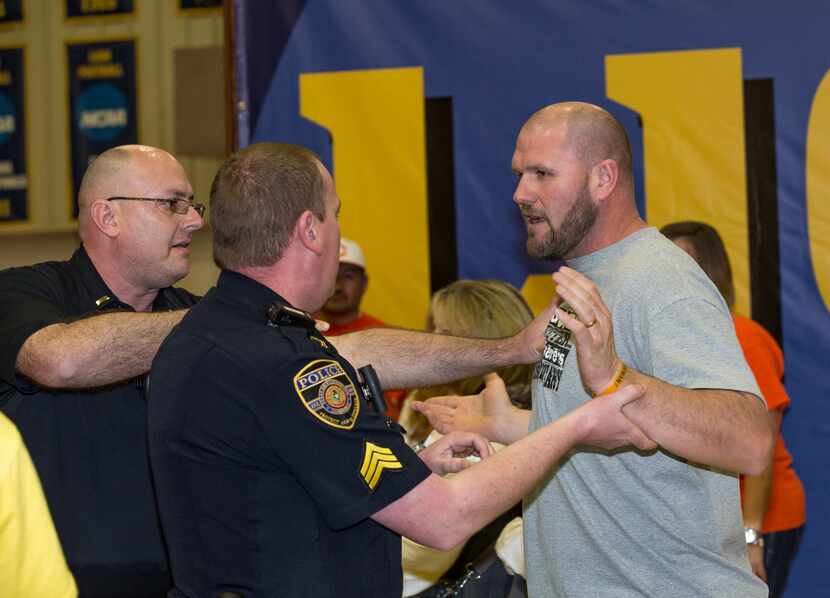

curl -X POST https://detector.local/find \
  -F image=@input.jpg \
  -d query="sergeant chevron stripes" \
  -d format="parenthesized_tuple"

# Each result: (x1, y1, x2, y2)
(360, 442, 403, 490)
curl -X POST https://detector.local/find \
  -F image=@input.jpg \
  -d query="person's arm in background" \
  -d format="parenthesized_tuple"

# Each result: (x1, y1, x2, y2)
(411, 374, 531, 445)
(552, 266, 773, 476)
(734, 317, 791, 582)
(329, 301, 555, 390)
(742, 410, 779, 582)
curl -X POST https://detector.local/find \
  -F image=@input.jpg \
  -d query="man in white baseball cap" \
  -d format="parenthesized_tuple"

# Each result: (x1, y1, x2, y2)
(317, 238, 380, 334)
(316, 238, 406, 416)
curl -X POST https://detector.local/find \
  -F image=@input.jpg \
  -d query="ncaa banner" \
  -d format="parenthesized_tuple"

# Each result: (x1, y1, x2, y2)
(0, 47, 27, 222)
(234, 3, 830, 595)
(0, 0, 22, 23)
(67, 39, 137, 218)
(65, 0, 133, 19)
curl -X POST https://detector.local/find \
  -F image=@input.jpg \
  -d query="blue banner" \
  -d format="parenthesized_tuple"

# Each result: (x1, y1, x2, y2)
(0, 0, 23, 23)
(67, 39, 138, 218)
(235, 4, 830, 594)
(0, 47, 27, 222)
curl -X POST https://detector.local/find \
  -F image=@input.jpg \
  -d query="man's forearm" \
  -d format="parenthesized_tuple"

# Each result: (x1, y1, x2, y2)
(375, 385, 652, 550)
(440, 411, 579, 541)
(620, 369, 772, 475)
(16, 310, 187, 388)
(332, 328, 529, 390)
(376, 409, 582, 550)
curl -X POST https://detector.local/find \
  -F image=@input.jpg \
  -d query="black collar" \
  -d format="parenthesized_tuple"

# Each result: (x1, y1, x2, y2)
(216, 269, 293, 314)
(69, 246, 131, 312)
(69, 246, 185, 313)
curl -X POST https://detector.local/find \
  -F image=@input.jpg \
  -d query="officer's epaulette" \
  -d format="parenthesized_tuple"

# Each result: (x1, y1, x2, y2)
(265, 302, 316, 330)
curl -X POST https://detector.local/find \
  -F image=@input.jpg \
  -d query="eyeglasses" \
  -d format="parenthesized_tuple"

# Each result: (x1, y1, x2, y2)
(106, 196, 206, 217)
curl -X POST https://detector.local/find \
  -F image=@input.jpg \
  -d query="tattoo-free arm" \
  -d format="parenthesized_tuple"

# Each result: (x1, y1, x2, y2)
(331, 329, 533, 390)
(329, 298, 557, 390)
(552, 266, 772, 476)
(16, 310, 187, 388)
(617, 371, 772, 475)
(742, 410, 779, 581)
(373, 384, 653, 550)
(741, 409, 779, 529)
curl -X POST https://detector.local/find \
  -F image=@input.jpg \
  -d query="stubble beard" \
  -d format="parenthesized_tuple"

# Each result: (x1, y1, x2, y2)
(526, 186, 597, 261)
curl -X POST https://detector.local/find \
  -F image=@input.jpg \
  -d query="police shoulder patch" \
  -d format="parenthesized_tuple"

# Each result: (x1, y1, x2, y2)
(359, 441, 404, 491)
(294, 359, 360, 429)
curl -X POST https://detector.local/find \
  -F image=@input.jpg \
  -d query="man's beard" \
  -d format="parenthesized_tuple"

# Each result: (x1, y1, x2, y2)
(525, 185, 597, 261)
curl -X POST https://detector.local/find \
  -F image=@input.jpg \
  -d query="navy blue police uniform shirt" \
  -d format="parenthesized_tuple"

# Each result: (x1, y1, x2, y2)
(148, 270, 432, 598)
(0, 247, 197, 593)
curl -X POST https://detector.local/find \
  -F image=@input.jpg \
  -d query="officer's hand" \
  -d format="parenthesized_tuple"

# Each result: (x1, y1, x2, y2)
(513, 295, 559, 363)
(417, 431, 493, 475)
(568, 384, 656, 451)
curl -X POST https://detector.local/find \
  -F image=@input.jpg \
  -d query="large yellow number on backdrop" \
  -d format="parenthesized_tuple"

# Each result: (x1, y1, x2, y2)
(300, 68, 429, 329)
(606, 48, 751, 316)
(521, 274, 556, 316)
(807, 69, 830, 313)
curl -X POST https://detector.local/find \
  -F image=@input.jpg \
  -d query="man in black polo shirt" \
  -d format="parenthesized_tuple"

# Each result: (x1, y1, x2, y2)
(147, 142, 655, 598)
(0, 145, 205, 597)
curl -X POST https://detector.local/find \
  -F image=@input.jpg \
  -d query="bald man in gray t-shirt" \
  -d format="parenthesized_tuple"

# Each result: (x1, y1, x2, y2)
(414, 102, 771, 596)
(524, 228, 766, 597)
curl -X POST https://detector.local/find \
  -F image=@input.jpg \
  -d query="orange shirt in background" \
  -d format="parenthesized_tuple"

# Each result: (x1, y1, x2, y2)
(735, 314, 806, 533)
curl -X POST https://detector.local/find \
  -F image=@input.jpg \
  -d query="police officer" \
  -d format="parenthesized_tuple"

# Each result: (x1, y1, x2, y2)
(147, 142, 654, 598)
(0, 145, 203, 597)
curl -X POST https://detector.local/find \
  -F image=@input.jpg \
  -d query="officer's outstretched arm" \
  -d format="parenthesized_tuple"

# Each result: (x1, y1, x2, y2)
(330, 299, 554, 390)
(371, 385, 654, 550)
(17, 310, 187, 389)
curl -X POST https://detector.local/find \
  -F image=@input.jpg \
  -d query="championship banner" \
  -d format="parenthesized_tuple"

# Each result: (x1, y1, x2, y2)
(67, 39, 137, 217)
(0, 47, 26, 222)
(66, 0, 133, 19)
(234, 3, 830, 595)
(0, 0, 23, 23)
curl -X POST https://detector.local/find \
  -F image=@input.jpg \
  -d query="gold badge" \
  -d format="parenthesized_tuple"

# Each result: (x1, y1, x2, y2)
(360, 441, 403, 490)
(294, 359, 360, 429)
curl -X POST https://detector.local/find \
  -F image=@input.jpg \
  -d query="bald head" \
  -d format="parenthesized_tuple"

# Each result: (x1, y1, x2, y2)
(78, 145, 179, 212)
(524, 102, 633, 181)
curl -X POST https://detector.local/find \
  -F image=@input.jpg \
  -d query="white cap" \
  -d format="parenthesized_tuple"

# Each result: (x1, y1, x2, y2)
(339, 238, 366, 269)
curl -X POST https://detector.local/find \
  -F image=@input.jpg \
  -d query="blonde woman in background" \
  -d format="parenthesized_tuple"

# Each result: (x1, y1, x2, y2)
(400, 279, 534, 447)
(399, 279, 533, 597)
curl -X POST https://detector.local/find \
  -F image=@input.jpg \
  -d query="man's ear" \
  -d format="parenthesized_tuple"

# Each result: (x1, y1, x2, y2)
(296, 210, 323, 254)
(590, 159, 619, 202)
(89, 200, 120, 238)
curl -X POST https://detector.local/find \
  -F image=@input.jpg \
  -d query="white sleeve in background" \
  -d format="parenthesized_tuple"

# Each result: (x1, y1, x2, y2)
(495, 517, 525, 578)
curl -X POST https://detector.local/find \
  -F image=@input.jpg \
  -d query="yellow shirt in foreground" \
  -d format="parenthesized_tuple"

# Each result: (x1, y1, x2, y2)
(0, 413, 77, 598)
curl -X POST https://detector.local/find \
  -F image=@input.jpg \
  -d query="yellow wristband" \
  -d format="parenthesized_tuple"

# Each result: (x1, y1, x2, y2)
(592, 362, 628, 397)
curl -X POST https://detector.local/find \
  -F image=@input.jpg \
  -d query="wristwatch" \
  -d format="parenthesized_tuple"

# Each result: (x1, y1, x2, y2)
(744, 527, 764, 547)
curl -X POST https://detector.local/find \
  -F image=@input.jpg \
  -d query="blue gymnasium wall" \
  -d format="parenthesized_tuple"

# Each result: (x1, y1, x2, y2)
(233, 2, 830, 595)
